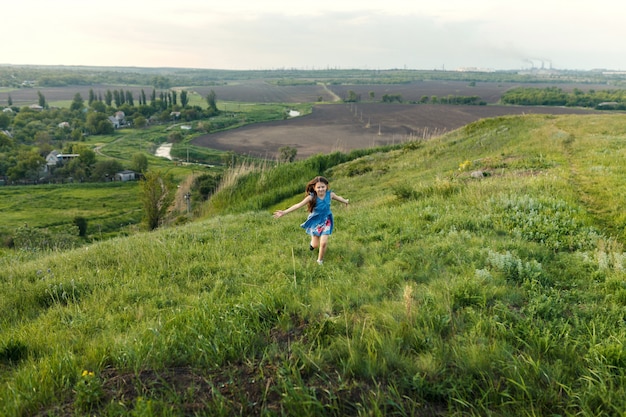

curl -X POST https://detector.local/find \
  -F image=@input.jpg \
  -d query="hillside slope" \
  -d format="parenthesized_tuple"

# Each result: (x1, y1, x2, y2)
(1, 114, 626, 416)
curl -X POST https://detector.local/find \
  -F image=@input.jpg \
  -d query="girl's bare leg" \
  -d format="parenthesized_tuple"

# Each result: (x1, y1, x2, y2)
(310, 235, 320, 249)
(318, 234, 329, 262)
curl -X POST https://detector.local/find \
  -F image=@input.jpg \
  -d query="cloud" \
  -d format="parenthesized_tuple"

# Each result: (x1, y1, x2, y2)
(3, 0, 626, 70)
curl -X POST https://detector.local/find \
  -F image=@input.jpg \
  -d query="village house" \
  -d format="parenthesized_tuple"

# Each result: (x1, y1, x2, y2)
(45, 150, 79, 173)
(114, 170, 137, 182)
(108, 111, 126, 128)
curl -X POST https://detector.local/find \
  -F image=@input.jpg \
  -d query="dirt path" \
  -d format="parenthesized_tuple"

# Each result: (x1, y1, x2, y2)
(94, 136, 124, 159)
(320, 83, 341, 102)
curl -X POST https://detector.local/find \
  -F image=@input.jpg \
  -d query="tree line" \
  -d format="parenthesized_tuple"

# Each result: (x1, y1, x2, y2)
(343, 89, 485, 105)
(500, 87, 626, 109)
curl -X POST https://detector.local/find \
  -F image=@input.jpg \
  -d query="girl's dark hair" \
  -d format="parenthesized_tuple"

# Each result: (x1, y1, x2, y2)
(305, 176, 329, 212)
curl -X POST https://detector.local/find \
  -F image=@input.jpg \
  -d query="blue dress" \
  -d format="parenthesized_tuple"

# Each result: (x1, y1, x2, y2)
(301, 191, 334, 236)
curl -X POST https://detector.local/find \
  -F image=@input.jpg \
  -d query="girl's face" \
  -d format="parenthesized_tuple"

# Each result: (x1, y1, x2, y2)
(314, 181, 327, 196)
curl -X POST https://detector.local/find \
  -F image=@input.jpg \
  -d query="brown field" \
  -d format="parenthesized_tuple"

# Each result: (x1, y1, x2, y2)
(191, 103, 602, 159)
(194, 79, 616, 105)
(194, 80, 337, 103)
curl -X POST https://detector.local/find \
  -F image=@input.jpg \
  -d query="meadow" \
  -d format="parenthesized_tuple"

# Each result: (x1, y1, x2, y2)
(0, 182, 142, 242)
(1, 113, 626, 415)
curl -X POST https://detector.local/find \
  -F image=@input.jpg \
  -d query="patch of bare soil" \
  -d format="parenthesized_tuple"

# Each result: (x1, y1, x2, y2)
(191, 103, 600, 160)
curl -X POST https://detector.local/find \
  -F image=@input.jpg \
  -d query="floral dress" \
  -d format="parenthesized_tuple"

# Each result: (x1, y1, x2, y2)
(301, 191, 334, 236)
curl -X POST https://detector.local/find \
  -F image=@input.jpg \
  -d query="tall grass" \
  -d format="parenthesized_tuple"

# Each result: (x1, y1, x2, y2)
(2, 114, 626, 415)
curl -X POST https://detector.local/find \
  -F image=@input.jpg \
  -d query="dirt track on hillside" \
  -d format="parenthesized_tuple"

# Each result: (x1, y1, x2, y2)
(191, 103, 601, 159)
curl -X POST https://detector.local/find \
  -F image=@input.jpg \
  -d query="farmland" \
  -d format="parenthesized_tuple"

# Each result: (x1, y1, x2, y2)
(191, 78, 619, 105)
(191, 103, 601, 159)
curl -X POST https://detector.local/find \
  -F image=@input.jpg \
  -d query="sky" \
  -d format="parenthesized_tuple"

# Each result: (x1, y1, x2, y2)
(3, 0, 625, 71)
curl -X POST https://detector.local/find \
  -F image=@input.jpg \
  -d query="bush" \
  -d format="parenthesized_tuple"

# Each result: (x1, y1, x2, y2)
(73, 216, 88, 237)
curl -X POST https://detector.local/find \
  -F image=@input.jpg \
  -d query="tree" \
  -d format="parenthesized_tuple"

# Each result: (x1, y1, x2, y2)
(0, 112, 10, 129)
(104, 90, 113, 106)
(90, 100, 106, 112)
(77, 147, 97, 167)
(70, 93, 85, 112)
(0, 131, 14, 150)
(7, 150, 45, 181)
(140, 170, 175, 230)
(73, 216, 88, 237)
(206, 89, 218, 114)
(134, 115, 147, 128)
(37, 91, 47, 108)
(86, 112, 113, 135)
(278, 146, 297, 163)
(131, 152, 148, 173)
(71, 128, 84, 141)
(345, 90, 360, 102)
(7, 94, 12, 106)
(91, 159, 123, 181)
(180, 90, 189, 108)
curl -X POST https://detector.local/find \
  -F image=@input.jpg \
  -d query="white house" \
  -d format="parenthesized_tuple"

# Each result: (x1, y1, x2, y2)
(45, 150, 79, 172)
(115, 170, 137, 181)
(108, 111, 126, 128)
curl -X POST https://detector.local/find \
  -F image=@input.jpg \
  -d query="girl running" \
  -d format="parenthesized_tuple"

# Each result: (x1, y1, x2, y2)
(274, 176, 349, 264)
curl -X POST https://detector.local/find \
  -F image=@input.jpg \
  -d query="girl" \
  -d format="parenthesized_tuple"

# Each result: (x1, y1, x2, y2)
(274, 176, 349, 265)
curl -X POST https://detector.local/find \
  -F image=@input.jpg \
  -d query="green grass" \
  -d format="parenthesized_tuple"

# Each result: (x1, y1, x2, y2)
(0, 182, 143, 242)
(2, 113, 626, 415)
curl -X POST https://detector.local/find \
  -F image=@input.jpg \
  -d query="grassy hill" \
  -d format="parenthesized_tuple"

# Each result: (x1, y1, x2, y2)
(1, 113, 626, 416)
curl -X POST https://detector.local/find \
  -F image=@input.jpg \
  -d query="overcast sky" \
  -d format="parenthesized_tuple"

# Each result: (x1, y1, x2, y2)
(3, 0, 624, 71)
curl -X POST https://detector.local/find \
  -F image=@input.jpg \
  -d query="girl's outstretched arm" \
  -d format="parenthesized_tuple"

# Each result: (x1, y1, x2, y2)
(273, 195, 311, 218)
(330, 192, 349, 206)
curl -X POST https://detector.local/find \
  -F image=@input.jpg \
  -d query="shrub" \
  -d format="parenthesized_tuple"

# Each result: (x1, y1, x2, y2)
(73, 216, 88, 237)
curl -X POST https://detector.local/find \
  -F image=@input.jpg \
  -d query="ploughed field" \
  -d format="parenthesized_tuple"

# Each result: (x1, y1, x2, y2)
(194, 79, 615, 104)
(191, 103, 601, 159)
